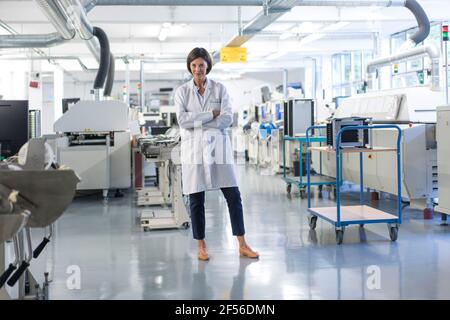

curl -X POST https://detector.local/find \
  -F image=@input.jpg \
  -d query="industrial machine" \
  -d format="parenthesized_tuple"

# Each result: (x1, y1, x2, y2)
(435, 106, 450, 221)
(0, 100, 29, 160)
(246, 121, 260, 165)
(53, 100, 131, 199)
(137, 128, 190, 231)
(312, 87, 442, 211)
(0, 138, 79, 300)
(282, 99, 315, 172)
(159, 106, 178, 127)
(326, 117, 371, 149)
(283, 99, 314, 137)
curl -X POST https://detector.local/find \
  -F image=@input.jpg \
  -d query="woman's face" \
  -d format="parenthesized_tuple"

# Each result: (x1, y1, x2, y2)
(190, 57, 208, 83)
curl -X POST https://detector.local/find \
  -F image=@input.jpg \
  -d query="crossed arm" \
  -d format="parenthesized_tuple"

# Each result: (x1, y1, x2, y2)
(175, 86, 233, 130)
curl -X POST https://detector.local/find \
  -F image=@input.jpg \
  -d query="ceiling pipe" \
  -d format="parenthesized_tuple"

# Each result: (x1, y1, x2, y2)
(295, 0, 405, 5)
(403, 0, 430, 48)
(85, 0, 263, 6)
(0, 33, 66, 48)
(35, 0, 100, 61)
(35, 0, 114, 96)
(211, 0, 427, 63)
(0, 56, 91, 71)
(212, 0, 298, 63)
(34, 0, 77, 40)
(366, 44, 440, 91)
(367, 45, 440, 74)
(92, 26, 110, 90)
(104, 53, 115, 96)
(80, 0, 428, 66)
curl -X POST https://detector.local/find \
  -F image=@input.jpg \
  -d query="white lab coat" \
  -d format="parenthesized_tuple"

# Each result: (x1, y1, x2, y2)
(175, 78, 237, 195)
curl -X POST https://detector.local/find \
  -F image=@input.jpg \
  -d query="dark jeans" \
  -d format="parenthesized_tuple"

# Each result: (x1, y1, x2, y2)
(189, 187, 245, 240)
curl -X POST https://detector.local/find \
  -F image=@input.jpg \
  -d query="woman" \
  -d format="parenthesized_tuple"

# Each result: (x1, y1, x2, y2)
(175, 47, 259, 261)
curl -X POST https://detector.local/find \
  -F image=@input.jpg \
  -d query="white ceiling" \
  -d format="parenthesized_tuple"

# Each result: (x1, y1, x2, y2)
(0, 0, 449, 79)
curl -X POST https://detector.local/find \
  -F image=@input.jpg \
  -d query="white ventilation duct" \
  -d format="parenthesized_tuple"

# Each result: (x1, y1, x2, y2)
(367, 44, 440, 91)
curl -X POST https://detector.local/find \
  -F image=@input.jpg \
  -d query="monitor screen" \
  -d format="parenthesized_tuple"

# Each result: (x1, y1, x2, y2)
(0, 100, 29, 159)
(170, 112, 178, 126)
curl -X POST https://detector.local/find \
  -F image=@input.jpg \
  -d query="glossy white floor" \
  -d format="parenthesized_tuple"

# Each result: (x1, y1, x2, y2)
(12, 164, 450, 299)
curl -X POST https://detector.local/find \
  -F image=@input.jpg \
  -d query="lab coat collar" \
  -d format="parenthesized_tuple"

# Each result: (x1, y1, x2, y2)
(192, 77, 212, 107)
(192, 77, 209, 92)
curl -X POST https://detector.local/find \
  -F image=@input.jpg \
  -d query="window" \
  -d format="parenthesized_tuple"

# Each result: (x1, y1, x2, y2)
(331, 50, 372, 98)
(390, 22, 443, 89)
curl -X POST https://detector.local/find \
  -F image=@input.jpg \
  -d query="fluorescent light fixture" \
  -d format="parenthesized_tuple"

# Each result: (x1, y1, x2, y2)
(298, 33, 325, 46)
(158, 23, 171, 41)
(296, 22, 323, 34)
(266, 51, 290, 60)
(280, 22, 324, 41)
(298, 21, 350, 46)
(279, 32, 293, 40)
(324, 21, 350, 32)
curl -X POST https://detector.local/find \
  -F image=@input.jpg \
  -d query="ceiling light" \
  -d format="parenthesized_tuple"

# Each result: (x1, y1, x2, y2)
(296, 22, 323, 34)
(298, 21, 350, 45)
(324, 21, 350, 32)
(158, 23, 172, 41)
(280, 32, 293, 40)
(266, 51, 291, 60)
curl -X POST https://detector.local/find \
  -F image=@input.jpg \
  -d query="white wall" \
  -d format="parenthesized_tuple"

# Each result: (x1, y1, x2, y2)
(0, 61, 28, 100)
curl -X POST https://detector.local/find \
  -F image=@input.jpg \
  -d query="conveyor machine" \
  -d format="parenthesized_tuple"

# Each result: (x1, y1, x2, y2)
(312, 87, 442, 212)
(53, 100, 131, 200)
(137, 128, 190, 231)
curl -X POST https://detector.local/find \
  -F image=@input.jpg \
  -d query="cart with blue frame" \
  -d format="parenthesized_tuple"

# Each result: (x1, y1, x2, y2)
(282, 132, 335, 198)
(306, 124, 403, 245)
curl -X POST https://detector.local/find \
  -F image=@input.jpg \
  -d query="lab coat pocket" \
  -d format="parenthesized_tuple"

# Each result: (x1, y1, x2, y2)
(208, 97, 221, 110)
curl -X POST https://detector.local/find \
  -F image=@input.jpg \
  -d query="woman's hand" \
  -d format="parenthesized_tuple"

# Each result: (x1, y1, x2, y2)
(212, 110, 221, 119)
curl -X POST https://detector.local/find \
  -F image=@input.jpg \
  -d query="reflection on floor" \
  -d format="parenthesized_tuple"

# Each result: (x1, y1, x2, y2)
(17, 165, 450, 299)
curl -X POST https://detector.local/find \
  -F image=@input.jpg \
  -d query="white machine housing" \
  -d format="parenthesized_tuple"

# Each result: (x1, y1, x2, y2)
(137, 129, 190, 230)
(54, 100, 131, 193)
(312, 87, 442, 208)
(436, 106, 450, 215)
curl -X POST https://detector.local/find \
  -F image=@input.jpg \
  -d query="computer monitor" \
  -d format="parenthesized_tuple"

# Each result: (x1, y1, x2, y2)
(0, 100, 29, 159)
(170, 112, 178, 126)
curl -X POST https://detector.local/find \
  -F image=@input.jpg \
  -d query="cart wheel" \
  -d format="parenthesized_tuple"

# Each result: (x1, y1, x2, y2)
(389, 226, 398, 241)
(300, 190, 306, 199)
(182, 222, 190, 230)
(309, 216, 318, 230)
(286, 184, 292, 194)
(143, 227, 149, 232)
(359, 224, 364, 228)
(336, 230, 344, 245)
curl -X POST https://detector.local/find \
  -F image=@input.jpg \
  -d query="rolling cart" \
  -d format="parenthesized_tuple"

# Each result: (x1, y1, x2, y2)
(306, 124, 403, 245)
(282, 131, 335, 198)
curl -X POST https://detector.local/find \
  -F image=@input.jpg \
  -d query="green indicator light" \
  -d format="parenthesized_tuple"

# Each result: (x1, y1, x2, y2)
(443, 26, 449, 41)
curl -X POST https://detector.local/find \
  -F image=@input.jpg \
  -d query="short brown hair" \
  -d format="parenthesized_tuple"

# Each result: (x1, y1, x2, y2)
(187, 47, 212, 75)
